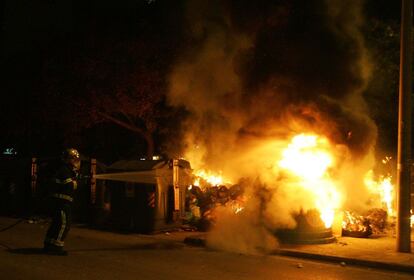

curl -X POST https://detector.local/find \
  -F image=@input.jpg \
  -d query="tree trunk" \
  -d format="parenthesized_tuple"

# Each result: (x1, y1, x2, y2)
(95, 111, 155, 159)
(143, 132, 154, 159)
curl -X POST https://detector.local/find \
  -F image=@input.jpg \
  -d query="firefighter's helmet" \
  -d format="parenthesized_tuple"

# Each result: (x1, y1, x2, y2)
(62, 148, 81, 170)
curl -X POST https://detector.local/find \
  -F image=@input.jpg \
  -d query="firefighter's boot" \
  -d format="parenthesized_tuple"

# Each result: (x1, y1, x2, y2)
(43, 243, 68, 256)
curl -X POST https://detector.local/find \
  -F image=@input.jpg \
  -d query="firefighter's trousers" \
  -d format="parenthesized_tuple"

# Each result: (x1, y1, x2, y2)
(44, 199, 72, 248)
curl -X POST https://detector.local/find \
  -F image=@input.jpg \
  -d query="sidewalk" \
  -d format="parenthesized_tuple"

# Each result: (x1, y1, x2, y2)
(183, 232, 414, 274)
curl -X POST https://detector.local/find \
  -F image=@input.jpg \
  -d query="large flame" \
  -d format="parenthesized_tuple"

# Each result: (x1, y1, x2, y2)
(279, 134, 333, 180)
(364, 170, 395, 217)
(187, 134, 413, 232)
(278, 134, 341, 228)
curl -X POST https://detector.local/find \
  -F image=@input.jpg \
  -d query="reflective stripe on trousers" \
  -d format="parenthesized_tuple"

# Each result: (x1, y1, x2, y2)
(57, 210, 66, 243)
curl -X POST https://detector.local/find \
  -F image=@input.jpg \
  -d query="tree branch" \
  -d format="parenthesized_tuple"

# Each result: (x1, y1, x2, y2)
(119, 108, 136, 126)
(95, 110, 147, 136)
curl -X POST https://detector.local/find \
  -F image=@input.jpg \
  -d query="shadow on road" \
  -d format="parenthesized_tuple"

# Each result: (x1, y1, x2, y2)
(5, 242, 184, 255)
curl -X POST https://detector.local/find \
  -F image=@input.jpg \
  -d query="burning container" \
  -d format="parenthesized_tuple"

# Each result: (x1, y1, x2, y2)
(93, 159, 192, 233)
(275, 209, 335, 244)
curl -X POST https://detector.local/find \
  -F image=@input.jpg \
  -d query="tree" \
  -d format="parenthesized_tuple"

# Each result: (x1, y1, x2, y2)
(80, 41, 167, 158)
(42, 37, 170, 159)
(363, 17, 401, 158)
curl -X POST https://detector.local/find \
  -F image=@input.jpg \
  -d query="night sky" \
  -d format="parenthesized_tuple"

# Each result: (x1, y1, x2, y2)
(0, 0, 404, 162)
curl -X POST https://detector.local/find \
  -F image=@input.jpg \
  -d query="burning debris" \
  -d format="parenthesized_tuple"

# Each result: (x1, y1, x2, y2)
(184, 132, 401, 242)
(365, 208, 389, 234)
(341, 208, 389, 238)
(165, 1, 407, 252)
(186, 182, 245, 231)
(342, 210, 372, 238)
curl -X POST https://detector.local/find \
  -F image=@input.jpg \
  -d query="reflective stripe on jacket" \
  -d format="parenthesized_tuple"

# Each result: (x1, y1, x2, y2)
(51, 193, 74, 202)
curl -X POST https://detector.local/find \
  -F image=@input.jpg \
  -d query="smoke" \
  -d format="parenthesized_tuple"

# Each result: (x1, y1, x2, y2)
(167, 0, 378, 254)
(207, 181, 280, 255)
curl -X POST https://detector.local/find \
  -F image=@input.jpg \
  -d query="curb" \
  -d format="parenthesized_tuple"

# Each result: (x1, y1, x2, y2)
(183, 236, 414, 275)
(277, 249, 414, 275)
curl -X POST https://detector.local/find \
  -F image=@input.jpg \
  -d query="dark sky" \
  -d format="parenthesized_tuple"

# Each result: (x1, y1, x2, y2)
(0, 0, 401, 58)
(1, 0, 184, 58)
(0, 0, 403, 158)
(0, 0, 185, 158)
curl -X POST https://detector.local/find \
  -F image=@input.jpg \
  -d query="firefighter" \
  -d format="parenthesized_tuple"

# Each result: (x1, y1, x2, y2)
(43, 148, 80, 256)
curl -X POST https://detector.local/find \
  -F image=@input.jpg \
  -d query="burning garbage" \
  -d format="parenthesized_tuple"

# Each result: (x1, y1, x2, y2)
(342, 210, 372, 238)
(186, 182, 246, 231)
(184, 132, 403, 243)
(365, 208, 389, 234)
(341, 208, 390, 238)
(164, 0, 414, 252)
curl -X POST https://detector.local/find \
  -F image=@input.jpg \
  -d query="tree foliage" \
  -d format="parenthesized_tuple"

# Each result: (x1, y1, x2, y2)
(37, 1, 188, 160)
(42, 34, 176, 159)
(363, 18, 401, 156)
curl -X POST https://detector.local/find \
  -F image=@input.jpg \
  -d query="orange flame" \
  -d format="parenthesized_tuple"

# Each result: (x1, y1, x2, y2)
(364, 170, 395, 218)
(278, 134, 341, 228)
(342, 210, 370, 233)
(193, 169, 231, 188)
(411, 210, 414, 228)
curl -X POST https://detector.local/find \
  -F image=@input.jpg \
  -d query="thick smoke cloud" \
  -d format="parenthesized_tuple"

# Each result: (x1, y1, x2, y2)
(168, 0, 378, 254)
(169, 0, 375, 160)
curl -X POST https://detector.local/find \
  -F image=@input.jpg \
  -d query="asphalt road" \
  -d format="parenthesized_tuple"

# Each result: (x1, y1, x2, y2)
(0, 219, 412, 280)
(1, 245, 413, 280)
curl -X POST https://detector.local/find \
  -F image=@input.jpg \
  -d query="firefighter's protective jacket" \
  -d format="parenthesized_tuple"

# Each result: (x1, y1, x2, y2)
(51, 163, 78, 202)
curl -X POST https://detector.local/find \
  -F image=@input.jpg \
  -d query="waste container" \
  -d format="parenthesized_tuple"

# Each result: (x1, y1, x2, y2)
(94, 159, 192, 233)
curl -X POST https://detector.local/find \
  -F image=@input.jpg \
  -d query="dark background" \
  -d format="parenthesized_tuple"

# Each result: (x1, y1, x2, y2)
(0, 0, 404, 164)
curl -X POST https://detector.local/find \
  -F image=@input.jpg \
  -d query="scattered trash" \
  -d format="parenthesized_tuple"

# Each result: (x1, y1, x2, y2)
(297, 263, 303, 268)
(340, 262, 346, 267)
(165, 232, 170, 235)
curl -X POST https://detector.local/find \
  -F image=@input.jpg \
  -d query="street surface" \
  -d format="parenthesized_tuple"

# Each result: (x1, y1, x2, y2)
(0, 217, 412, 280)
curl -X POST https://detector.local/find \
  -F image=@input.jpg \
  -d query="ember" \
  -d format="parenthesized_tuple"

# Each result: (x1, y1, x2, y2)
(341, 208, 389, 238)
(342, 210, 372, 238)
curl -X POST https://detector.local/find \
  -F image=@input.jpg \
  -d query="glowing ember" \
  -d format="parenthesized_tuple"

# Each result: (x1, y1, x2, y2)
(228, 200, 245, 214)
(342, 210, 372, 236)
(278, 134, 341, 228)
